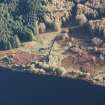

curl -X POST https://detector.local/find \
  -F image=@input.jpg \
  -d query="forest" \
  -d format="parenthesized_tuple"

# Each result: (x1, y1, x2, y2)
(0, 0, 47, 50)
(0, 0, 105, 50)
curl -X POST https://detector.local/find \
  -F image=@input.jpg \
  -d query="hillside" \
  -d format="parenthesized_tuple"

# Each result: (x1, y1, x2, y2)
(0, 0, 105, 86)
(0, 0, 105, 50)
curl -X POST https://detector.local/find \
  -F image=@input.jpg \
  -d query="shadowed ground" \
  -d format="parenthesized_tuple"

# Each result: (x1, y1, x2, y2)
(0, 67, 105, 105)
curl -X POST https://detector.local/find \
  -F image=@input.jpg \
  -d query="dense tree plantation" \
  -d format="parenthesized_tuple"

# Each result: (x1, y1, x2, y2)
(0, 0, 47, 50)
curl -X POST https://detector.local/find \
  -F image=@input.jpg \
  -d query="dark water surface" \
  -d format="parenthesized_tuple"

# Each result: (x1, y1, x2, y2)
(0, 67, 105, 105)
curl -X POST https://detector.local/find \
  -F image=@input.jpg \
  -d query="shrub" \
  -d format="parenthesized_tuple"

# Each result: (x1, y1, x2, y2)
(18, 27, 34, 42)
(91, 37, 103, 46)
(52, 21, 61, 32)
(75, 14, 87, 25)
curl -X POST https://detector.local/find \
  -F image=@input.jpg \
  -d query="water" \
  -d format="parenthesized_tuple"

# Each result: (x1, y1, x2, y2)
(0, 67, 105, 105)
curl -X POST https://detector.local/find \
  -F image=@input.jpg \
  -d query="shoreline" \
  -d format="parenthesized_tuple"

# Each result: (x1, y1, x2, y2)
(0, 64, 105, 87)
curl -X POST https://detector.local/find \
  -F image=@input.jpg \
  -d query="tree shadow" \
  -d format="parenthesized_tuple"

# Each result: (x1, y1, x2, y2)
(69, 26, 93, 42)
(0, 67, 105, 105)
